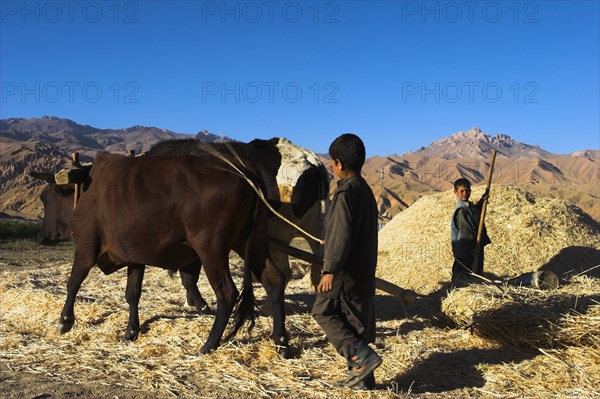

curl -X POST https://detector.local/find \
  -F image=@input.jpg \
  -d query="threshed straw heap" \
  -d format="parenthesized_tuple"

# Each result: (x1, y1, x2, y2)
(377, 184, 600, 295)
(377, 184, 600, 395)
(441, 276, 600, 350)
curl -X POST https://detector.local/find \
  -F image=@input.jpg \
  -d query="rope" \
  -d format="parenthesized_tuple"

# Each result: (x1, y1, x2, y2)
(198, 142, 325, 245)
(449, 250, 506, 293)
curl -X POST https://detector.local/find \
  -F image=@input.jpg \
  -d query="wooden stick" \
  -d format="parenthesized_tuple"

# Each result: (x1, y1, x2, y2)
(268, 238, 417, 303)
(472, 149, 496, 272)
(72, 152, 80, 210)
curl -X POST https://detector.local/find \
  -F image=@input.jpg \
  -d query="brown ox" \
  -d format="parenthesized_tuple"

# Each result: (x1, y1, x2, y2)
(33, 180, 211, 313)
(61, 151, 288, 354)
(34, 138, 329, 313)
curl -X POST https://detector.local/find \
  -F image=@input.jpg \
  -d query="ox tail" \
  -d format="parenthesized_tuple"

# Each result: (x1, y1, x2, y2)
(224, 198, 263, 342)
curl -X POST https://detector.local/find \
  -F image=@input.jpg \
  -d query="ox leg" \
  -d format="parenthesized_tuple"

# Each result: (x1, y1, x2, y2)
(270, 248, 292, 287)
(307, 239, 324, 289)
(59, 247, 96, 334)
(123, 264, 145, 341)
(261, 249, 290, 316)
(179, 261, 210, 313)
(255, 257, 289, 357)
(196, 251, 238, 354)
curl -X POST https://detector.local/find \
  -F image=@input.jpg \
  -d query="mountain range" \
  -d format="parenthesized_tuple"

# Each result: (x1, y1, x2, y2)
(363, 128, 599, 221)
(1, 117, 598, 221)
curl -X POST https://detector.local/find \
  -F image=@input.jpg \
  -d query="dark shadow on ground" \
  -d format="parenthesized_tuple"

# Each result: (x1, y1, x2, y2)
(391, 347, 532, 394)
(539, 246, 600, 278)
(282, 291, 437, 322)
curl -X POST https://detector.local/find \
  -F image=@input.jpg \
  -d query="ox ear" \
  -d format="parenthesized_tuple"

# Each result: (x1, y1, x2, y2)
(30, 172, 56, 184)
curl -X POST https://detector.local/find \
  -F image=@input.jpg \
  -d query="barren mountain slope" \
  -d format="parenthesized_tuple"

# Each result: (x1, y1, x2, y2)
(1, 121, 598, 221)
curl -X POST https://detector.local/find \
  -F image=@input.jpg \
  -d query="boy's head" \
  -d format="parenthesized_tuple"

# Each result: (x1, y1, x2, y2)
(328, 133, 366, 177)
(454, 178, 471, 201)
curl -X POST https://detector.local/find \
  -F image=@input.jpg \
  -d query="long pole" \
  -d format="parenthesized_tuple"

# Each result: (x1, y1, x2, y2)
(72, 152, 80, 210)
(472, 149, 496, 272)
(268, 238, 416, 301)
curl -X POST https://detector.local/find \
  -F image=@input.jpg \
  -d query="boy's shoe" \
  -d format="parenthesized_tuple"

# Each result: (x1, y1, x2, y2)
(336, 372, 376, 390)
(353, 372, 376, 390)
(335, 371, 355, 387)
(344, 345, 382, 388)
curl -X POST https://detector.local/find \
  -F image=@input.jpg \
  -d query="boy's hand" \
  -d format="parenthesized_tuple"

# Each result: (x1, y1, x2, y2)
(477, 191, 490, 206)
(481, 188, 490, 202)
(317, 273, 334, 293)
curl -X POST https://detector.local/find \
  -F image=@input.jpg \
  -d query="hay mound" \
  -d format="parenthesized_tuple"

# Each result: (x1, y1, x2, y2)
(377, 185, 600, 295)
(441, 276, 600, 349)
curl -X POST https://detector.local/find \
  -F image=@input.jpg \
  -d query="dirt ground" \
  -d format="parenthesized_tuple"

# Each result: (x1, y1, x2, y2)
(1, 240, 598, 399)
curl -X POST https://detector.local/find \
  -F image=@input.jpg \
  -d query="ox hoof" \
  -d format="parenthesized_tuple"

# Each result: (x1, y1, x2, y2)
(276, 345, 291, 359)
(200, 344, 216, 355)
(58, 321, 74, 334)
(123, 329, 140, 341)
(197, 304, 211, 314)
(275, 338, 291, 359)
(186, 300, 211, 314)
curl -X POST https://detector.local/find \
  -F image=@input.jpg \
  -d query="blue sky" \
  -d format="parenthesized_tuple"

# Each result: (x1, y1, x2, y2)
(1, 1, 598, 156)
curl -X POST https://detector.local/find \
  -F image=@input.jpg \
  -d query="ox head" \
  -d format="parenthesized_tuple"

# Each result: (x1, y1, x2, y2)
(30, 166, 90, 245)
(31, 175, 75, 244)
(271, 138, 330, 219)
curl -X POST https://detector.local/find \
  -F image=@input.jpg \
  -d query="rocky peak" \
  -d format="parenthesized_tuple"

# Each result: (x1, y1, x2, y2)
(404, 128, 555, 160)
(571, 150, 600, 160)
(194, 130, 233, 143)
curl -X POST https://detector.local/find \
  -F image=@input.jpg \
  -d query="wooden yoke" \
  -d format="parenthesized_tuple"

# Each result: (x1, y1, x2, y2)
(72, 152, 81, 210)
(472, 149, 496, 272)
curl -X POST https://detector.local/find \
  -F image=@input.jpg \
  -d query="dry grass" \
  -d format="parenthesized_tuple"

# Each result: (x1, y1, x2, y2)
(1, 256, 410, 399)
(1, 252, 599, 398)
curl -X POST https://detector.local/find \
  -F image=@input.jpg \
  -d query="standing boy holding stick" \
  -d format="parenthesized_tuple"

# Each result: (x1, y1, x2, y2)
(450, 178, 491, 285)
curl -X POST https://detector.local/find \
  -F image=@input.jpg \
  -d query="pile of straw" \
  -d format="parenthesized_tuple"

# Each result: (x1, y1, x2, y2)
(441, 276, 600, 350)
(377, 185, 600, 296)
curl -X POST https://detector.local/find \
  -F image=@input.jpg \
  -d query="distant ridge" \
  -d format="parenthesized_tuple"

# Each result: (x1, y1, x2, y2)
(0, 116, 232, 158)
(1, 118, 597, 222)
(195, 129, 234, 143)
(403, 127, 555, 159)
(363, 127, 599, 222)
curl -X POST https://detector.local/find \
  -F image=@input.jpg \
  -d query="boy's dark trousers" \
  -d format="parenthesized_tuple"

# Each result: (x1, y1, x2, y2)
(452, 248, 485, 280)
(311, 290, 374, 363)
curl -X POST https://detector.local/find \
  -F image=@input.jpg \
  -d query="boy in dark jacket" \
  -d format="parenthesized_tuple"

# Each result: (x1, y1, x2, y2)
(451, 178, 491, 284)
(312, 133, 381, 390)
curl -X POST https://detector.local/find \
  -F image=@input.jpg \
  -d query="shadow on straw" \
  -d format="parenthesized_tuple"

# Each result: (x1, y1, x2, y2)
(391, 347, 531, 394)
(539, 246, 600, 278)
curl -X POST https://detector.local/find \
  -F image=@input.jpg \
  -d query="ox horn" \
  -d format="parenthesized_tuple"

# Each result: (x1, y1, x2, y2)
(30, 172, 56, 184)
